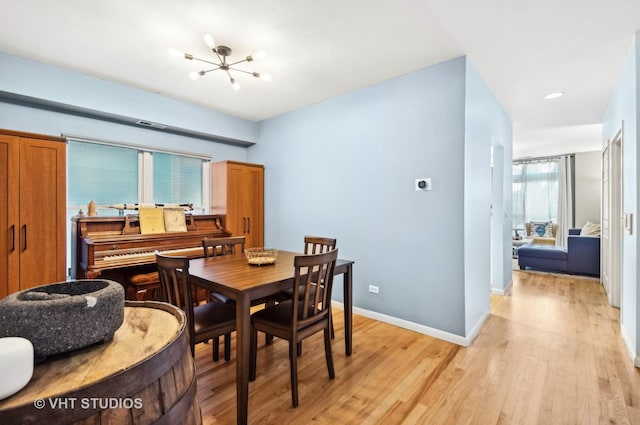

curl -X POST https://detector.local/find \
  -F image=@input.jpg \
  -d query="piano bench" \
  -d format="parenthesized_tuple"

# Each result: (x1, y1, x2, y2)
(126, 272, 210, 303)
(126, 272, 161, 301)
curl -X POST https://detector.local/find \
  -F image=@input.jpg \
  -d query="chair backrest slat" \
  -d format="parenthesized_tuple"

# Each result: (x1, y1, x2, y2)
(155, 252, 196, 346)
(303, 236, 337, 255)
(293, 249, 338, 329)
(202, 236, 246, 258)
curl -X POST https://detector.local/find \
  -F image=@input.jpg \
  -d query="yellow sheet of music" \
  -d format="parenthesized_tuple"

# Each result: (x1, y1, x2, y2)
(163, 208, 187, 232)
(139, 207, 166, 234)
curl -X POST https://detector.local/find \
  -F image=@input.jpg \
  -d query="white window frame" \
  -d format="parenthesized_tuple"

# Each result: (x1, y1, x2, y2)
(65, 134, 211, 213)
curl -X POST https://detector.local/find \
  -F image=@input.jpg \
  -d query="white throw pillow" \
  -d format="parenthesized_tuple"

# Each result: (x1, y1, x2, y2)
(581, 221, 601, 236)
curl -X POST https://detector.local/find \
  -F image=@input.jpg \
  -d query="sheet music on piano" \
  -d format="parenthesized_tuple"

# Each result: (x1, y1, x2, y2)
(138, 207, 166, 234)
(163, 208, 188, 232)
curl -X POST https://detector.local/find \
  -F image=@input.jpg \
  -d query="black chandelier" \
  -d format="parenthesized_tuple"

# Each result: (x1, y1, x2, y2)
(169, 33, 271, 90)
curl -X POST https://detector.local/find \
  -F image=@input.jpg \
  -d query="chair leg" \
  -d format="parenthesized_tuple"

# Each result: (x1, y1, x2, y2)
(297, 341, 302, 357)
(324, 327, 335, 379)
(330, 310, 335, 339)
(213, 336, 220, 361)
(250, 327, 257, 381)
(265, 299, 275, 344)
(289, 340, 299, 408)
(224, 333, 231, 361)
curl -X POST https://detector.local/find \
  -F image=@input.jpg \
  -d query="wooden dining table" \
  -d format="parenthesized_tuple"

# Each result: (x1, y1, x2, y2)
(188, 250, 354, 425)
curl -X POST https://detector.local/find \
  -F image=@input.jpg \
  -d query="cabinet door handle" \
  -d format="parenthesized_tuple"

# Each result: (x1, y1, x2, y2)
(9, 224, 15, 252)
(247, 217, 250, 234)
(242, 217, 246, 233)
(22, 224, 27, 251)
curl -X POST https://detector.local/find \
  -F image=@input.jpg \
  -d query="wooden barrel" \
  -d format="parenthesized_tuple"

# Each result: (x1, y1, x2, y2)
(0, 301, 202, 425)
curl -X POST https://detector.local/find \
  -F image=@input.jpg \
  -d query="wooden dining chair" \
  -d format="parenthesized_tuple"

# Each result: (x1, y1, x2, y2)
(202, 235, 247, 300)
(155, 252, 236, 361)
(271, 236, 336, 303)
(202, 235, 246, 259)
(201, 236, 246, 358)
(203, 235, 255, 308)
(303, 235, 337, 255)
(249, 248, 338, 408)
(270, 235, 338, 344)
(201, 235, 272, 352)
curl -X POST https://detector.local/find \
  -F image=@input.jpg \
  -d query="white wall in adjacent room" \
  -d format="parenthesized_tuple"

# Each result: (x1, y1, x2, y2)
(574, 150, 602, 227)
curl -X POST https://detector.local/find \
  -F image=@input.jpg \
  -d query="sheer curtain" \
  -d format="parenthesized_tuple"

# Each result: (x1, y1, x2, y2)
(512, 159, 559, 237)
(556, 155, 573, 247)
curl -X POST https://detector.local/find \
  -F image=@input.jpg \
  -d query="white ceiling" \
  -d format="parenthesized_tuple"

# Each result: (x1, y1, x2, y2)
(1, 0, 639, 158)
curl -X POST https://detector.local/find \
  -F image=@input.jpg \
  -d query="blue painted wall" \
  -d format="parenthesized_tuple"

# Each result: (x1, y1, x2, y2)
(463, 60, 512, 333)
(251, 56, 512, 337)
(603, 33, 639, 360)
(0, 52, 256, 158)
(0, 100, 249, 162)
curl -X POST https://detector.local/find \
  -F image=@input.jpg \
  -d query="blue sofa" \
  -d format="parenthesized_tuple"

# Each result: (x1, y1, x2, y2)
(517, 228, 600, 277)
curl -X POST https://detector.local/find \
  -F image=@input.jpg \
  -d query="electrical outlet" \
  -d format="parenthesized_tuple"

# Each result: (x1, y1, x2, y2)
(368, 285, 379, 294)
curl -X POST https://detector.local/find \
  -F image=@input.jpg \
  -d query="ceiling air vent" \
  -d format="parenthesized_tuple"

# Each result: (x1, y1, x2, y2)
(136, 120, 167, 130)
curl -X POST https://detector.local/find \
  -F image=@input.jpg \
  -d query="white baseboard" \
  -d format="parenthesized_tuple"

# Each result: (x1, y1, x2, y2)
(332, 301, 489, 347)
(491, 278, 513, 296)
(465, 310, 490, 345)
(620, 324, 640, 367)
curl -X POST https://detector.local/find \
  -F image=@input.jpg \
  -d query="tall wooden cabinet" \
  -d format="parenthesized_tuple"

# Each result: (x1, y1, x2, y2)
(210, 161, 264, 248)
(0, 129, 66, 298)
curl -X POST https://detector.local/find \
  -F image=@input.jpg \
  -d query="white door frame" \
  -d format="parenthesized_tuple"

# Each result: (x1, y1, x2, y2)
(602, 144, 610, 299)
(603, 126, 623, 307)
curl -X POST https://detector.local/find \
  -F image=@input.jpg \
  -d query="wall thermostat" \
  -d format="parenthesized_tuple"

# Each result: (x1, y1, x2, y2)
(415, 178, 432, 191)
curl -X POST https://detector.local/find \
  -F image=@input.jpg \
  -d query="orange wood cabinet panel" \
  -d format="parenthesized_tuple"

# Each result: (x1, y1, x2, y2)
(210, 161, 264, 249)
(0, 129, 66, 298)
(0, 134, 20, 298)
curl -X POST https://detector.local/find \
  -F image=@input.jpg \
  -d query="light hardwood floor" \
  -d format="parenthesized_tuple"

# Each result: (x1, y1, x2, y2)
(195, 270, 640, 424)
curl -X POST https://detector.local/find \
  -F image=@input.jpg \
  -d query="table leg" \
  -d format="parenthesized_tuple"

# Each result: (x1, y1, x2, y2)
(343, 263, 352, 356)
(236, 293, 251, 425)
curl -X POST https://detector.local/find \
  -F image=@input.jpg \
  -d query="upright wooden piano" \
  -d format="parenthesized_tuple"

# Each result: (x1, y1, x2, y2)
(71, 214, 231, 283)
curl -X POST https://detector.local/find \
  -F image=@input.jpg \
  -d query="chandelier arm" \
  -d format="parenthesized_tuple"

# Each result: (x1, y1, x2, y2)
(191, 56, 221, 67)
(202, 67, 222, 74)
(227, 58, 249, 67)
(215, 52, 227, 65)
(228, 67, 255, 76)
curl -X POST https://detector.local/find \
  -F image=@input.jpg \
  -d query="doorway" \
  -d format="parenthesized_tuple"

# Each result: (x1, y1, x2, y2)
(602, 127, 623, 307)
(490, 144, 506, 294)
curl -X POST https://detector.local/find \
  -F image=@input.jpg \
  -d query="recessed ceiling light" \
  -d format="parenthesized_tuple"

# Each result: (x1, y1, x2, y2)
(544, 92, 564, 100)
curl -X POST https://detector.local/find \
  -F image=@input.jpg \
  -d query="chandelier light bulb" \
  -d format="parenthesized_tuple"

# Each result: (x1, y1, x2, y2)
(189, 71, 202, 80)
(543, 91, 564, 100)
(230, 78, 240, 90)
(252, 50, 266, 60)
(203, 33, 215, 48)
(168, 48, 183, 58)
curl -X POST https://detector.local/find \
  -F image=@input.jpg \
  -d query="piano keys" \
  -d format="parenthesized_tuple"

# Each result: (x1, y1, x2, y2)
(71, 213, 231, 280)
